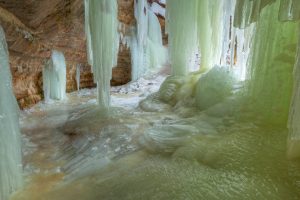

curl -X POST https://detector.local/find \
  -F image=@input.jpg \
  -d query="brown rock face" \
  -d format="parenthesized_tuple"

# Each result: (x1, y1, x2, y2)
(0, 0, 135, 109)
(0, 0, 165, 109)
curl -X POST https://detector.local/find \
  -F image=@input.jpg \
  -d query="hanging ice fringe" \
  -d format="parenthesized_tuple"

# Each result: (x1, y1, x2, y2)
(43, 50, 67, 102)
(0, 25, 23, 200)
(87, 0, 119, 108)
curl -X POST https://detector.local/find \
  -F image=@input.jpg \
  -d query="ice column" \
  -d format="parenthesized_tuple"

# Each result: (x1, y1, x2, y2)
(131, 0, 148, 80)
(198, 0, 228, 71)
(145, 9, 167, 72)
(87, 0, 119, 108)
(0, 26, 23, 200)
(166, 0, 198, 75)
(43, 50, 67, 102)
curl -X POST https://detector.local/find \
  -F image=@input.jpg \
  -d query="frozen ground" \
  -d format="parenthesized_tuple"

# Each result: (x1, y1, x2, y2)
(13, 72, 300, 200)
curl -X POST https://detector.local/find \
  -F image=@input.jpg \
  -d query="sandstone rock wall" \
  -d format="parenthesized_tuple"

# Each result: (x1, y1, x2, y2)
(0, 0, 165, 109)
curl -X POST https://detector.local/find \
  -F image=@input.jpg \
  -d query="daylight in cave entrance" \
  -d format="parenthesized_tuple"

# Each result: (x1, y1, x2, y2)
(1, 0, 300, 199)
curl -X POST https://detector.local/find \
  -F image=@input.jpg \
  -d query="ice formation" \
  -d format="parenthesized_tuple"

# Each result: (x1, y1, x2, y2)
(195, 66, 235, 111)
(245, 1, 297, 125)
(166, 0, 245, 74)
(43, 50, 67, 102)
(84, 0, 93, 66)
(166, 0, 198, 75)
(288, 30, 300, 159)
(76, 64, 81, 91)
(86, 0, 119, 108)
(126, 0, 167, 80)
(0, 26, 23, 200)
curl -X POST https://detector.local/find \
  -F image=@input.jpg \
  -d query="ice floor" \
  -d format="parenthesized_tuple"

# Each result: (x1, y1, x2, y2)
(11, 74, 300, 200)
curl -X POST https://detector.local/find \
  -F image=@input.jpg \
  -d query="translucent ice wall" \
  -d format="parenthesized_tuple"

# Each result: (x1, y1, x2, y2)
(87, 0, 119, 108)
(43, 50, 67, 102)
(288, 28, 300, 159)
(245, 1, 297, 125)
(0, 26, 23, 200)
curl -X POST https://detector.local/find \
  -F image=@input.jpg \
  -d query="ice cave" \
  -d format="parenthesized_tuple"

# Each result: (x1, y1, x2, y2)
(1, 0, 300, 199)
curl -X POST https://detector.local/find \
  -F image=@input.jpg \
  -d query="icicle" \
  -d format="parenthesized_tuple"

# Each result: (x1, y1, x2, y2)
(0, 25, 23, 200)
(87, 0, 119, 108)
(84, 0, 93, 67)
(43, 50, 67, 102)
(76, 64, 81, 91)
(245, 0, 297, 125)
(166, 0, 198, 75)
(287, 24, 300, 159)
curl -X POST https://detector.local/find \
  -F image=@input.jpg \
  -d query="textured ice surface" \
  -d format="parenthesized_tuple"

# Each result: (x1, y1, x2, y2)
(0, 26, 23, 200)
(195, 66, 235, 110)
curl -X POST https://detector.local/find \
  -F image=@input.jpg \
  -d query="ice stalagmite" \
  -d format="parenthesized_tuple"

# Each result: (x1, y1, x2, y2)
(0, 26, 23, 200)
(166, 0, 198, 75)
(87, 0, 119, 108)
(43, 50, 67, 102)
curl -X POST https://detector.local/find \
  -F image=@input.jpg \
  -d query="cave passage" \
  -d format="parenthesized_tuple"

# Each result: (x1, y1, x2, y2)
(1, 0, 300, 200)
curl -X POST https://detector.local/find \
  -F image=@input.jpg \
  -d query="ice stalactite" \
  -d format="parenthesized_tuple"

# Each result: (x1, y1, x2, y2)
(244, 1, 297, 125)
(0, 26, 23, 200)
(84, 0, 93, 67)
(76, 64, 81, 91)
(43, 50, 67, 102)
(166, 0, 198, 75)
(87, 0, 119, 108)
